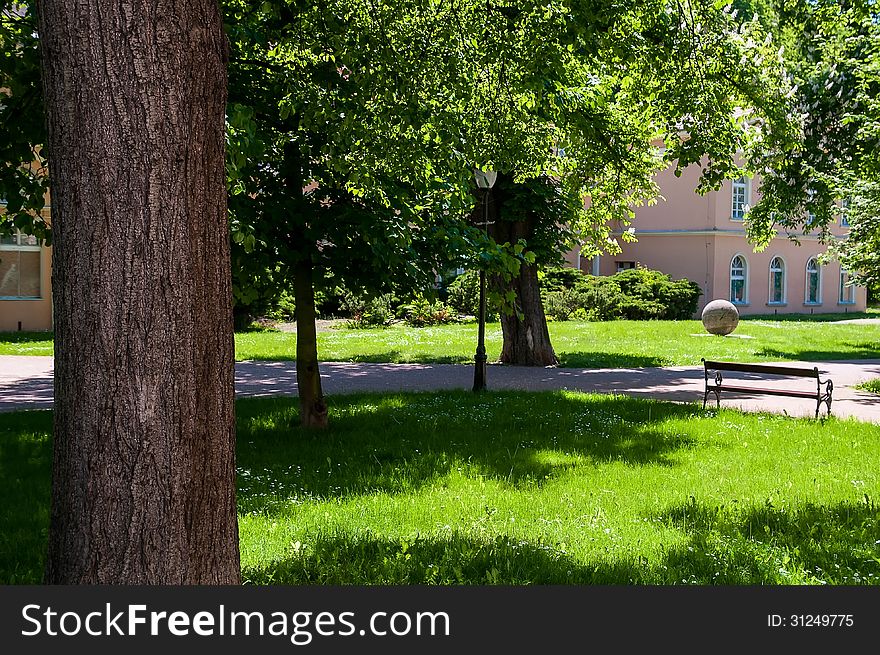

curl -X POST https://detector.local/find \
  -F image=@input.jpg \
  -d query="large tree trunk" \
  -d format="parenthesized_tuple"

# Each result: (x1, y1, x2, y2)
(494, 262, 558, 366)
(38, 0, 240, 583)
(484, 178, 558, 367)
(294, 257, 328, 428)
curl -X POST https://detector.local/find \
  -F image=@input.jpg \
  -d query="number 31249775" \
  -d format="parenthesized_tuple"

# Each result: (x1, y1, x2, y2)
(768, 614, 854, 627)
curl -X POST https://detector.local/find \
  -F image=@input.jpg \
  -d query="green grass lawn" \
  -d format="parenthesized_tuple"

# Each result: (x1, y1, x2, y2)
(3, 314, 879, 367)
(2, 392, 878, 584)
(241, 315, 880, 367)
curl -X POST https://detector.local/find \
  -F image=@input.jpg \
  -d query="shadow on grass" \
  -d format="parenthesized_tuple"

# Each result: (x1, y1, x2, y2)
(237, 351, 474, 365)
(741, 312, 877, 323)
(557, 352, 668, 368)
(243, 498, 880, 585)
(0, 331, 54, 343)
(657, 498, 880, 584)
(242, 531, 644, 585)
(754, 346, 880, 361)
(0, 410, 52, 583)
(236, 392, 701, 515)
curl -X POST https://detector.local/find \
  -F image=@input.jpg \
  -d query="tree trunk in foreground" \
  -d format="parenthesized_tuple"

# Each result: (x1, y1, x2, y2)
(38, 0, 240, 583)
(485, 179, 558, 367)
(294, 257, 328, 428)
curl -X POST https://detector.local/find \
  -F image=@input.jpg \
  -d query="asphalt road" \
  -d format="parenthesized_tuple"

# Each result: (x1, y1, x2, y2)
(3, 355, 880, 422)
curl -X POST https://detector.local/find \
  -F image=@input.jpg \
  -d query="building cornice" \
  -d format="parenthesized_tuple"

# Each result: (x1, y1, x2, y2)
(612, 228, 846, 242)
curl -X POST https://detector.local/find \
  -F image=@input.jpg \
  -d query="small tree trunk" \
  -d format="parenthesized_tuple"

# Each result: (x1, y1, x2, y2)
(294, 257, 328, 428)
(38, 0, 239, 583)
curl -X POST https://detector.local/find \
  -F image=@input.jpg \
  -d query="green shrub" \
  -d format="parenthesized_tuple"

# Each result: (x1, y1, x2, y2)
(540, 266, 585, 293)
(400, 297, 459, 327)
(446, 271, 498, 320)
(264, 290, 296, 322)
(574, 276, 624, 321)
(618, 297, 667, 320)
(446, 270, 480, 316)
(537, 264, 701, 321)
(612, 268, 701, 320)
(340, 291, 394, 329)
(543, 287, 591, 321)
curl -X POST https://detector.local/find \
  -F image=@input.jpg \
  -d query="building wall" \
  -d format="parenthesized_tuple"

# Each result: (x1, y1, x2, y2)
(712, 235, 865, 315)
(572, 164, 866, 316)
(0, 206, 53, 332)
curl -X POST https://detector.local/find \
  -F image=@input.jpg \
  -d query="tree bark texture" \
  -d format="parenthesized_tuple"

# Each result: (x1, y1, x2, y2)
(294, 257, 328, 428)
(38, 0, 240, 583)
(484, 180, 559, 367)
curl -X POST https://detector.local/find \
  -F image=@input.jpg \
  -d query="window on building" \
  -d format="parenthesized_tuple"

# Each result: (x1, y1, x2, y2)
(731, 177, 749, 221)
(0, 231, 41, 299)
(768, 257, 785, 304)
(806, 188, 817, 226)
(841, 198, 850, 227)
(730, 255, 747, 304)
(839, 268, 855, 304)
(616, 261, 636, 272)
(805, 257, 821, 304)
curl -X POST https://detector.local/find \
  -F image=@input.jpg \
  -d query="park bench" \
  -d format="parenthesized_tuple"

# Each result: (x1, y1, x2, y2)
(701, 359, 833, 418)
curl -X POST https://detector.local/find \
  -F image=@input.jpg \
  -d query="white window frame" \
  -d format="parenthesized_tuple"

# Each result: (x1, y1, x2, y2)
(768, 256, 786, 305)
(615, 261, 636, 272)
(806, 188, 817, 226)
(804, 257, 822, 305)
(730, 254, 748, 304)
(731, 177, 749, 221)
(0, 230, 42, 300)
(840, 198, 850, 227)
(838, 267, 855, 305)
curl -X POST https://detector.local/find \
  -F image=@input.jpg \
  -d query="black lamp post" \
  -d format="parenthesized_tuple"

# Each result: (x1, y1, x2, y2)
(473, 168, 497, 392)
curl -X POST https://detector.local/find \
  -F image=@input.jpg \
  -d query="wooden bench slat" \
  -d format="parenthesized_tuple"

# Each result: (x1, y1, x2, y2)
(713, 385, 821, 399)
(702, 360, 819, 378)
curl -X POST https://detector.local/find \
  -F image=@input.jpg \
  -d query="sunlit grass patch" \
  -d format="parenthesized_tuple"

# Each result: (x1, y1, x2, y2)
(1, 392, 877, 585)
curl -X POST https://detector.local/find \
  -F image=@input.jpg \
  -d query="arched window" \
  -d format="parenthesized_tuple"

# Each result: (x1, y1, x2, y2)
(730, 255, 747, 304)
(768, 257, 785, 304)
(839, 268, 855, 304)
(805, 258, 821, 304)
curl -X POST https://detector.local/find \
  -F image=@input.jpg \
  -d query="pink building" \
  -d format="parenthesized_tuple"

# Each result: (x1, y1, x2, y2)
(0, 205, 53, 332)
(567, 162, 866, 316)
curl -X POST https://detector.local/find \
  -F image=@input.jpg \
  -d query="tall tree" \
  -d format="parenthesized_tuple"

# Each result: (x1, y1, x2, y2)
(224, 1, 458, 427)
(743, 0, 880, 288)
(300, 0, 795, 365)
(37, 0, 239, 583)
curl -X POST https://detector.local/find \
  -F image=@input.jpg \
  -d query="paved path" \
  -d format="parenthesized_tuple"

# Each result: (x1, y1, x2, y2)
(3, 355, 880, 422)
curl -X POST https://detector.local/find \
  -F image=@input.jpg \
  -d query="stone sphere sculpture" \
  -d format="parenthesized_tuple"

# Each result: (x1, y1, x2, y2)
(701, 299, 739, 336)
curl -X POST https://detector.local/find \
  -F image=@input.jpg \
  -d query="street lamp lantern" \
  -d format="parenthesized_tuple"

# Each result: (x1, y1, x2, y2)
(473, 169, 497, 190)
(473, 168, 496, 392)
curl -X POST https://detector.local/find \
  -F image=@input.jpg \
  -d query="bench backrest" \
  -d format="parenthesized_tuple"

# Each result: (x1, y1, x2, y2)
(702, 360, 820, 378)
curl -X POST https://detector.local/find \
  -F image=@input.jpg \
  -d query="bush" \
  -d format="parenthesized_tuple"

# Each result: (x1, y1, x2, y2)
(446, 270, 480, 316)
(264, 290, 296, 322)
(581, 277, 623, 320)
(400, 297, 459, 327)
(538, 264, 701, 321)
(339, 291, 394, 329)
(445, 270, 498, 320)
(540, 266, 585, 293)
(543, 287, 591, 321)
(612, 268, 701, 320)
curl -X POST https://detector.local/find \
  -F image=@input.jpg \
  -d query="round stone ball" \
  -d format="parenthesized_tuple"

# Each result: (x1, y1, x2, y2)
(701, 299, 739, 336)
